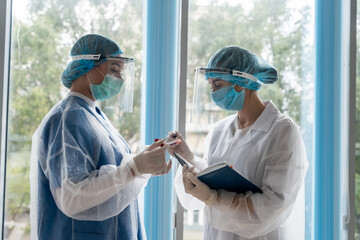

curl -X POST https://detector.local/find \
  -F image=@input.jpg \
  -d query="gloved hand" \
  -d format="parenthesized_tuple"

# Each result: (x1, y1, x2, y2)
(152, 158, 172, 176)
(182, 165, 218, 205)
(134, 139, 169, 175)
(166, 131, 194, 162)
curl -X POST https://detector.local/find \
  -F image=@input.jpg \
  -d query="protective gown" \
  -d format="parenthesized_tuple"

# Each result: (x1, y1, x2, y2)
(174, 100, 309, 240)
(30, 92, 150, 240)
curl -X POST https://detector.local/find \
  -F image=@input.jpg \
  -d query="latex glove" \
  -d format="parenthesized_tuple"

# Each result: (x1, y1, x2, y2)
(152, 158, 172, 176)
(182, 165, 218, 205)
(134, 139, 169, 175)
(166, 131, 194, 162)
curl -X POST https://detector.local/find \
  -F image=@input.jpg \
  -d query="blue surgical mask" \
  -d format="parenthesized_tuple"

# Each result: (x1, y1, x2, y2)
(210, 85, 245, 111)
(88, 67, 124, 101)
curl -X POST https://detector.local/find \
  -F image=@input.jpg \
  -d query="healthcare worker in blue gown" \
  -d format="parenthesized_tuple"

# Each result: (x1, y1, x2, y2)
(30, 34, 172, 240)
(168, 46, 309, 240)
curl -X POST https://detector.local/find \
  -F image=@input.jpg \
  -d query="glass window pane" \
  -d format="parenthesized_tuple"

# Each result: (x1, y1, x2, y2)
(5, 0, 143, 239)
(184, 0, 314, 239)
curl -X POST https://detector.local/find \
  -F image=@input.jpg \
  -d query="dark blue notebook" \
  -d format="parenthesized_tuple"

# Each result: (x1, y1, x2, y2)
(196, 162, 263, 194)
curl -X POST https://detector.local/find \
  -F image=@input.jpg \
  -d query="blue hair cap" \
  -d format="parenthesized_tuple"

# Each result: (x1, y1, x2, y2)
(61, 34, 123, 89)
(206, 46, 278, 90)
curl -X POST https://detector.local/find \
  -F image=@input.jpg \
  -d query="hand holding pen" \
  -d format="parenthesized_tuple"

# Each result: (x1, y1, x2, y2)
(151, 138, 181, 176)
(166, 130, 194, 162)
(134, 139, 170, 175)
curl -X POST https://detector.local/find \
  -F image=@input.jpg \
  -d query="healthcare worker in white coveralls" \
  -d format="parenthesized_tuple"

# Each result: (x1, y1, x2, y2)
(167, 46, 309, 240)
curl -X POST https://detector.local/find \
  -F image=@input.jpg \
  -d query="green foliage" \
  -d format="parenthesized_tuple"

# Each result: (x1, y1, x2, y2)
(5, 152, 30, 218)
(9, 17, 66, 137)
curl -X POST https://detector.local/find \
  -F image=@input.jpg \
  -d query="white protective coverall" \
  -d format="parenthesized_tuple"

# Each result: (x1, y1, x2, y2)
(174, 100, 309, 240)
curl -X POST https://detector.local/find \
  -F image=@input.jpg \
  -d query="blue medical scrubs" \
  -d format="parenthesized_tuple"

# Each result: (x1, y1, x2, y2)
(36, 95, 145, 240)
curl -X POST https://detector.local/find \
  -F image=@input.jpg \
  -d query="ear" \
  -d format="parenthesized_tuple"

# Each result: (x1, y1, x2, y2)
(234, 84, 244, 92)
(88, 66, 105, 85)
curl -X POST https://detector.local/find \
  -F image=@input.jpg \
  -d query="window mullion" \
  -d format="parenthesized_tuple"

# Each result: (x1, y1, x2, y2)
(0, 0, 12, 239)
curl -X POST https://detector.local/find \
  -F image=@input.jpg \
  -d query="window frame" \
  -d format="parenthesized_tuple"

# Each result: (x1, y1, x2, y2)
(346, 0, 357, 238)
(174, 0, 189, 239)
(0, 0, 357, 239)
(0, 0, 11, 238)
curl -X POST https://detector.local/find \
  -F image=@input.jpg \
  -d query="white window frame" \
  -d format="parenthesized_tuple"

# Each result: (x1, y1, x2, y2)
(0, 0, 11, 238)
(0, 0, 357, 239)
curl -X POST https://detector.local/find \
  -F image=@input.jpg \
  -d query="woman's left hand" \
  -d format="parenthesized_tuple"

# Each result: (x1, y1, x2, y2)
(182, 165, 217, 204)
(152, 159, 172, 176)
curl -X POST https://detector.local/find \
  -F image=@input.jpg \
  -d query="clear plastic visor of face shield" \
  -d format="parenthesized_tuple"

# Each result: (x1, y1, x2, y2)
(190, 67, 233, 124)
(191, 67, 257, 124)
(72, 54, 135, 113)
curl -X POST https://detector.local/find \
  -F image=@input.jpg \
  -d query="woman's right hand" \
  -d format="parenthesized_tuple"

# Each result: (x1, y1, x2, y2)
(166, 131, 194, 162)
(133, 139, 169, 174)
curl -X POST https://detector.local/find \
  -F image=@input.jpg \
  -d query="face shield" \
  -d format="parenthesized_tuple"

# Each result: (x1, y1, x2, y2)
(191, 67, 260, 123)
(104, 56, 135, 113)
(72, 54, 135, 112)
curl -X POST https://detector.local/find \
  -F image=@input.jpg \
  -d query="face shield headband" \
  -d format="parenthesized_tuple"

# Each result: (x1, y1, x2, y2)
(198, 67, 261, 91)
(72, 54, 134, 64)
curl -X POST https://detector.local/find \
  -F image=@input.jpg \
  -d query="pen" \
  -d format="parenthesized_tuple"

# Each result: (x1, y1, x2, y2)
(173, 152, 187, 166)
